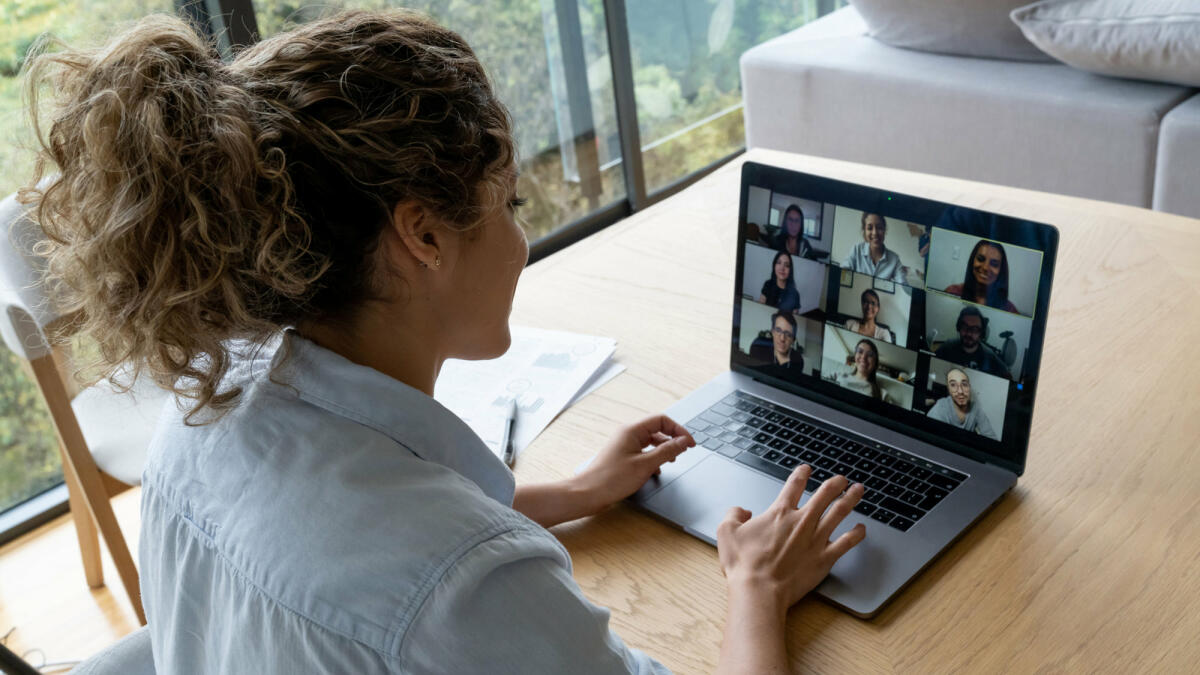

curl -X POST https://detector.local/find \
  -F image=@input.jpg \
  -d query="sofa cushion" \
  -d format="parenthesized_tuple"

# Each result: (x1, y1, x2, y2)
(1013, 0, 1200, 88)
(741, 7, 1195, 209)
(851, 0, 1050, 61)
(1154, 93, 1200, 218)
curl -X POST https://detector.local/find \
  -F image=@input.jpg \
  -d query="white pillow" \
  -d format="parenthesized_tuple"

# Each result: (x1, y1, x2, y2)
(1012, 0, 1200, 87)
(849, 0, 1052, 61)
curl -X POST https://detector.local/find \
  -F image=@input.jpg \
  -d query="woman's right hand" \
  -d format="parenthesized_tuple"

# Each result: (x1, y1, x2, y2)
(717, 465, 866, 608)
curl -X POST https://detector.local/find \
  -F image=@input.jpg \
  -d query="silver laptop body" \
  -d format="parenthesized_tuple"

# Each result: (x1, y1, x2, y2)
(632, 162, 1058, 618)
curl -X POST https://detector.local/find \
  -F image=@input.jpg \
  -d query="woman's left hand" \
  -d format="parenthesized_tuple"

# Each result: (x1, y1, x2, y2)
(574, 415, 695, 511)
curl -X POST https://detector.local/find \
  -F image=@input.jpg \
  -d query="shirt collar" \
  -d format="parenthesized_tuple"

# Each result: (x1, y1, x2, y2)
(269, 330, 515, 505)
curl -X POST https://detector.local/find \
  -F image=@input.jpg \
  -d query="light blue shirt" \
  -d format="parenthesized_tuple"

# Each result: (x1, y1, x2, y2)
(841, 241, 908, 286)
(139, 331, 668, 674)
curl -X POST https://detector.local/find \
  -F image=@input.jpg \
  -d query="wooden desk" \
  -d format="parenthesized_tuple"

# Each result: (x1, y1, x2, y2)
(510, 148, 1200, 673)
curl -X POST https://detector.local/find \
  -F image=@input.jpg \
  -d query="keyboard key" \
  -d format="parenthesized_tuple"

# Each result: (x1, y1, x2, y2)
(719, 431, 738, 443)
(800, 450, 820, 463)
(716, 443, 741, 458)
(815, 456, 836, 469)
(693, 432, 710, 446)
(909, 466, 932, 481)
(901, 490, 923, 505)
(779, 417, 799, 429)
(731, 411, 751, 423)
(890, 516, 914, 532)
(926, 473, 963, 491)
(734, 400, 756, 412)
(907, 479, 932, 495)
(712, 403, 736, 417)
(870, 509, 894, 525)
(873, 466, 895, 481)
(865, 477, 888, 490)
(848, 470, 871, 483)
(700, 411, 726, 426)
(766, 412, 785, 423)
(735, 452, 793, 481)
(811, 429, 830, 441)
(798, 423, 815, 434)
(761, 423, 781, 435)
(893, 474, 914, 488)
(748, 444, 768, 456)
(753, 432, 771, 444)
(863, 489, 883, 504)
(777, 428, 796, 441)
(826, 436, 848, 448)
(945, 468, 969, 482)
(875, 454, 896, 467)
(768, 439, 788, 451)
(809, 441, 827, 453)
(853, 502, 877, 516)
(783, 444, 802, 457)
(860, 447, 879, 460)
(855, 458, 877, 473)
(823, 447, 844, 460)
(812, 468, 834, 482)
(763, 450, 784, 462)
(732, 438, 752, 450)
(745, 417, 765, 428)
(879, 496, 925, 522)
(780, 456, 799, 468)
(883, 483, 905, 497)
(842, 440, 863, 453)
(894, 459, 915, 474)
(751, 406, 770, 417)
(832, 462, 854, 476)
(737, 427, 757, 439)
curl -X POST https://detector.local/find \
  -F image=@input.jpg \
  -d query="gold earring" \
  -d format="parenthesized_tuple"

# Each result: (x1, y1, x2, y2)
(434, 255, 442, 269)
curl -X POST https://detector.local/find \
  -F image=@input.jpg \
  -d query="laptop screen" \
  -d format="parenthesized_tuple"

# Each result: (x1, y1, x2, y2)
(732, 162, 1058, 474)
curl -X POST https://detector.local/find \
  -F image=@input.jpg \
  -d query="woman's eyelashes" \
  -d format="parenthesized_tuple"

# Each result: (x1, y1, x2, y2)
(508, 195, 528, 211)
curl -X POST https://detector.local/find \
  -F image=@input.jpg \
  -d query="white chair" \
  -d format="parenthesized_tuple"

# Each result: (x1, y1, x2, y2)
(0, 191, 170, 625)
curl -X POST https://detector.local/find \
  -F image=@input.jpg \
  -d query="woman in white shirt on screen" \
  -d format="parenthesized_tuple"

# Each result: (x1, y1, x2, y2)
(26, 9, 864, 675)
(835, 339, 893, 404)
(840, 212, 908, 285)
(843, 289, 893, 343)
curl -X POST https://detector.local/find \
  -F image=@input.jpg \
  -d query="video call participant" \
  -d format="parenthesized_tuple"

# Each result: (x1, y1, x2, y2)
(835, 339, 892, 403)
(757, 250, 800, 312)
(773, 203, 816, 259)
(933, 306, 1011, 379)
(943, 239, 1020, 314)
(756, 312, 805, 380)
(843, 289, 892, 343)
(841, 212, 907, 285)
(926, 368, 1000, 440)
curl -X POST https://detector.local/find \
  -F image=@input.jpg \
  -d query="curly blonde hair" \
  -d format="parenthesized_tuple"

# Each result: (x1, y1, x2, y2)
(23, 10, 516, 422)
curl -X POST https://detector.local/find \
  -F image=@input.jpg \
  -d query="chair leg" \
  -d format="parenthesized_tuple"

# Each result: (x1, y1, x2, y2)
(62, 452, 103, 588)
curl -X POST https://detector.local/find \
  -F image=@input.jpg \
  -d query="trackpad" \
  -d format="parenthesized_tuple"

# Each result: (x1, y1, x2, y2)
(643, 456, 783, 545)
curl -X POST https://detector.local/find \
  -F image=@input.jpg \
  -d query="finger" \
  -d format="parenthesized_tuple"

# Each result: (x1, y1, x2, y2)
(825, 522, 867, 560)
(797, 474, 850, 529)
(642, 435, 691, 467)
(632, 414, 694, 447)
(816, 482, 864, 540)
(716, 506, 751, 542)
(648, 431, 673, 446)
(770, 464, 812, 513)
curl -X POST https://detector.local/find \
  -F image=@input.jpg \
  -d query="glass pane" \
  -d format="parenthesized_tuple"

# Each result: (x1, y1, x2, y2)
(625, 0, 848, 193)
(1, 0, 176, 514)
(253, 0, 626, 244)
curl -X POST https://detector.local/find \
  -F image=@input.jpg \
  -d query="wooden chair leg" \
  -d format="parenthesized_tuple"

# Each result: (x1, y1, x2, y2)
(29, 355, 147, 625)
(61, 451, 103, 588)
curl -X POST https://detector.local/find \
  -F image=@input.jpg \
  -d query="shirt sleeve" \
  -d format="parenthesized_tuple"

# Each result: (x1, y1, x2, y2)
(398, 524, 671, 675)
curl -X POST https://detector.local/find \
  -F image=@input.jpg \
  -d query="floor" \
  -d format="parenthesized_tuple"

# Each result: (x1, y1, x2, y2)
(0, 487, 142, 670)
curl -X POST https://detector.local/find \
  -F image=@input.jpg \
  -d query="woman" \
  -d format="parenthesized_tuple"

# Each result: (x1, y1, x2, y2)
(840, 212, 907, 285)
(756, 250, 800, 312)
(27, 11, 864, 673)
(943, 239, 1020, 314)
(926, 368, 999, 440)
(835, 339, 892, 403)
(843, 289, 892, 343)
(773, 203, 814, 258)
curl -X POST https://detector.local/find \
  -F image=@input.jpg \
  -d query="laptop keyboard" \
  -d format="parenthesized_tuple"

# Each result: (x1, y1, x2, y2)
(683, 391, 968, 532)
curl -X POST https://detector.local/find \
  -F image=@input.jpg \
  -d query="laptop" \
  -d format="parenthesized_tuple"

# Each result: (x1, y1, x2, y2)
(632, 161, 1058, 618)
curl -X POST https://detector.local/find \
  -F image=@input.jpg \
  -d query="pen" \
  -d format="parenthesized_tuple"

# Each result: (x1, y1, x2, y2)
(501, 399, 518, 467)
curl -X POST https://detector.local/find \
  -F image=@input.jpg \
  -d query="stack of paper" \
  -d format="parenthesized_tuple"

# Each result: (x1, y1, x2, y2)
(434, 326, 624, 459)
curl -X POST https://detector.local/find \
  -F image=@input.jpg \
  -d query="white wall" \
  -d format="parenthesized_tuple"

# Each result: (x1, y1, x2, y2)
(741, 243, 826, 314)
(832, 269, 912, 348)
(747, 185, 771, 226)
(925, 290, 1032, 378)
(820, 324, 916, 409)
(829, 206, 927, 288)
(925, 357, 1008, 438)
(924, 228, 1042, 318)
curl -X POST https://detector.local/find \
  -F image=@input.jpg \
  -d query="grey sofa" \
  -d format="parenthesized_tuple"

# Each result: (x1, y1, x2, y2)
(741, 7, 1200, 219)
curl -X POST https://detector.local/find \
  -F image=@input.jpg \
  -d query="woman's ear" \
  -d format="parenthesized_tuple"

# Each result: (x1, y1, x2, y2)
(389, 201, 445, 270)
